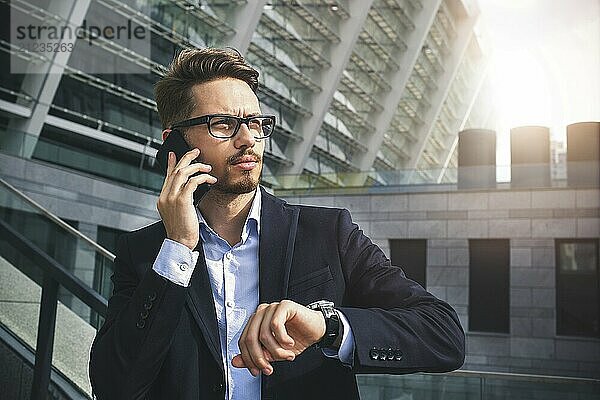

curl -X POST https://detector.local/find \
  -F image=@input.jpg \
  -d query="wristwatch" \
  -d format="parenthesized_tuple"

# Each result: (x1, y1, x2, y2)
(306, 300, 343, 350)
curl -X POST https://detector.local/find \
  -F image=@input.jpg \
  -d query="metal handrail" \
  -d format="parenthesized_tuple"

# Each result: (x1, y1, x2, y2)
(0, 219, 108, 316)
(0, 177, 115, 261)
(0, 175, 114, 399)
(441, 369, 600, 384)
(0, 218, 107, 400)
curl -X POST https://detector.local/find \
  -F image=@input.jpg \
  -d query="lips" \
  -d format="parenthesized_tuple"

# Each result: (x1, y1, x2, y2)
(231, 156, 259, 165)
(231, 155, 260, 171)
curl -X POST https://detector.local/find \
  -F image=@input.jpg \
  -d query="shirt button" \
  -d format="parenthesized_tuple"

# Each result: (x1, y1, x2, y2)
(226, 300, 234, 308)
(225, 252, 232, 260)
(179, 263, 188, 271)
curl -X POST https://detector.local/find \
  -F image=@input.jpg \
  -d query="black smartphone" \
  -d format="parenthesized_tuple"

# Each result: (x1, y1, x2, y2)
(155, 130, 211, 204)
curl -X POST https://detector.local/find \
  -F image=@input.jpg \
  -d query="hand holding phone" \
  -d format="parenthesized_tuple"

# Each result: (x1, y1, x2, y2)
(155, 131, 217, 250)
(156, 130, 213, 204)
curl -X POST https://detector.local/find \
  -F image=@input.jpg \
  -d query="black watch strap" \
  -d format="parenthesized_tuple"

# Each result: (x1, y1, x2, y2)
(307, 300, 344, 350)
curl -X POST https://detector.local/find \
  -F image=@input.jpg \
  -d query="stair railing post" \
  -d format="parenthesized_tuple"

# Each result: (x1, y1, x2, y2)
(30, 272, 59, 400)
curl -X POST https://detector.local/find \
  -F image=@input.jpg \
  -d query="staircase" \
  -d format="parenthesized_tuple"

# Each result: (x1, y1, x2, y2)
(0, 177, 112, 399)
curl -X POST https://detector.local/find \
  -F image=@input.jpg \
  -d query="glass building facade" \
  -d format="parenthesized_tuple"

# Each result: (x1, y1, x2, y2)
(2, 3, 600, 397)
(0, 0, 485, 191)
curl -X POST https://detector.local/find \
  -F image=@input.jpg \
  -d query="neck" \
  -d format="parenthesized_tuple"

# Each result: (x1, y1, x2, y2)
(198, 187, 257, 245)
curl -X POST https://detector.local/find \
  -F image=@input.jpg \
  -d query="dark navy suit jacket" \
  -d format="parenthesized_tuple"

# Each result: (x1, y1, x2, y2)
(89, 187, 465, 399)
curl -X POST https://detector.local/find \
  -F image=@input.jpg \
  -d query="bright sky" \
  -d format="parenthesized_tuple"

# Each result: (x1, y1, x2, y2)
(476, 0, 600, 166)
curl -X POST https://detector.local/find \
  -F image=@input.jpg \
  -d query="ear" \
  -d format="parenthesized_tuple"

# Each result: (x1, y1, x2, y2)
(162, 129, 172, 141)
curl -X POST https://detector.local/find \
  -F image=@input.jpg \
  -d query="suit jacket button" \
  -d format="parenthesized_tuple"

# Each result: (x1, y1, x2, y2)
(379, 348, 387, 361)
(387, 348, 395, 360)
(369, 348, 379, 360)
(140, 310, 149, 319)
(147, 292, 157, 302)
(143, 302, 152, 310)
(136, 320, 145, 329)
(394, 350, 403, 361)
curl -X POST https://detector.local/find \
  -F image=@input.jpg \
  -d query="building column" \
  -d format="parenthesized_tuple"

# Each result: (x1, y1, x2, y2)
(405, 7, 478, 171)
(354, 0, 442, 178)
(2, 0, 91, 158)
(281, 0, 373, 178)
(226, 0, 268, 54)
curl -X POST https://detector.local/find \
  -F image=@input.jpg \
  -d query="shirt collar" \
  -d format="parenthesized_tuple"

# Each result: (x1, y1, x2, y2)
(241, 187, 261, 239)
(196, 187, 262, 243)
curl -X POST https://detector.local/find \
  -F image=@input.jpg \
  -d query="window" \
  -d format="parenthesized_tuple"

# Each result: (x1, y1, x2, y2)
(469, 239, 510, 333)
(556, 239, 599, 337)
(390, 239, 426, 288)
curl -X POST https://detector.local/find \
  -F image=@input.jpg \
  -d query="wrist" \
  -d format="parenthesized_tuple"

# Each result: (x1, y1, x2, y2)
(314, 310, 327, 344)
(167, 235, 197, 251)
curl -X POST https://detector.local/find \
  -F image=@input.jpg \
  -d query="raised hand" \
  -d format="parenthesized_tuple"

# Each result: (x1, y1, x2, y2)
(157, 148, 216, 250)
(231, 300, 326, 376)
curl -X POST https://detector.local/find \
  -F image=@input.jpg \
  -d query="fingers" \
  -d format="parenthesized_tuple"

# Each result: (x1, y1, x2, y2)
(261, 306, 295, 361)
(166, 148, 202, 178)
(231, 348, 274, 369)
(235, 302, 300, 377)
(247, 305, 273, 376)
(165, 150, 175, 178)
(238, 306, 268, 376)
(231, 354, 245, 368)
(161, 151, 176, 192)
(180, 172, 217, 200)
(164, 149, 212, 195)
(270, 302, 295, 350)
(167, 164, 213, 197)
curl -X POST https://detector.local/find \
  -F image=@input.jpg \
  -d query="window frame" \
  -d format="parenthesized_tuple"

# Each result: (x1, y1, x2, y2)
(555, 238, 600, 339)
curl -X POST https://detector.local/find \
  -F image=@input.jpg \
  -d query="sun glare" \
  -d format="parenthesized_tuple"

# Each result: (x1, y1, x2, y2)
(490, 49, 554, 129)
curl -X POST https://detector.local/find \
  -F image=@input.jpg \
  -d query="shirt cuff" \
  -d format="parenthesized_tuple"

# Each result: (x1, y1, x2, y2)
(322, 310, 355, 367)
(152, 238, 199, 287)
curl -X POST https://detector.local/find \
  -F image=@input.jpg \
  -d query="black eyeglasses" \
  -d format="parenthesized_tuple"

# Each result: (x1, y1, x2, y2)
(169, 114, 276, 139)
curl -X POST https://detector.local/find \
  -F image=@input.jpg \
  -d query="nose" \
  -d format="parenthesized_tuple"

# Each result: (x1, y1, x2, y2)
(233, 122, 256, 149)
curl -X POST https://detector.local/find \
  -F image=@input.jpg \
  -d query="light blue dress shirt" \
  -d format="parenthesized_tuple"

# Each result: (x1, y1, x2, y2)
(152, 189, 354, 400)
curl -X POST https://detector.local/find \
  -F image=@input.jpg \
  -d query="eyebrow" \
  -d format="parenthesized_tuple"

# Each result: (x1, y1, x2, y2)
(215, 112, 261, 118)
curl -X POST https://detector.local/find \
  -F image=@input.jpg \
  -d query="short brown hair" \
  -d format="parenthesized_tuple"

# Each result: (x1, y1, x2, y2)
(154, 47, 259, 129)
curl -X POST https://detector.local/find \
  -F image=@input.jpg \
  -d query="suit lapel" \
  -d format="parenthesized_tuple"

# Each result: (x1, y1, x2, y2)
(185, 242, 223, 370)
(258, 187, 300, 303)
(259, 188, 300, 396)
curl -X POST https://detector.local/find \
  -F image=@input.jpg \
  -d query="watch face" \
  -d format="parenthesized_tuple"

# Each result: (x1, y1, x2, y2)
(307, 300, 335, 310)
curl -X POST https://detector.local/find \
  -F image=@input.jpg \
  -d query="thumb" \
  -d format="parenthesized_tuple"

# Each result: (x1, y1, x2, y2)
(231, 354, 246, 368)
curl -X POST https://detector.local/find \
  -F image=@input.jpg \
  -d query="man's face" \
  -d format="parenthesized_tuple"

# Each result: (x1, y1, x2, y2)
(184, 78, 265, 194)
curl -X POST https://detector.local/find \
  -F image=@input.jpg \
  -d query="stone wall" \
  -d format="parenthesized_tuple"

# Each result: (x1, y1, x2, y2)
(281, 188, 600, 378)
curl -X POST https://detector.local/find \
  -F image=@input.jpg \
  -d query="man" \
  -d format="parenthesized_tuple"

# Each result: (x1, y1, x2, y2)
(89, 47, 465, 400)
